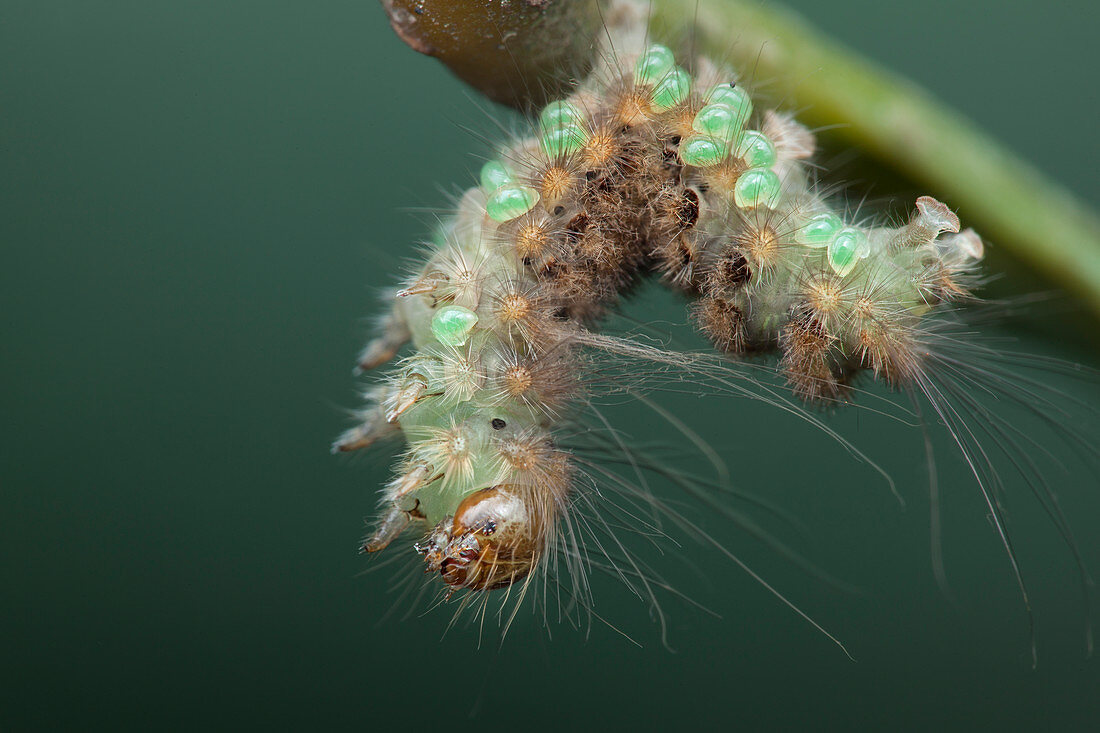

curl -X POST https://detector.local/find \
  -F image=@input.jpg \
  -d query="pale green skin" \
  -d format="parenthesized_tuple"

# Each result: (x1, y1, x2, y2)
(396, 396, 534, 525)
(387, 189, 547, 527)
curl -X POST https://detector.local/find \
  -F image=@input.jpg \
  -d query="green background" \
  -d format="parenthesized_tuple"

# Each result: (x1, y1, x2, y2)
(3, 1, 1099, 729)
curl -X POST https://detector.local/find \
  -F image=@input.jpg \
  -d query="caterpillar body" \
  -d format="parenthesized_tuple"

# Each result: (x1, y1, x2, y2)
(336, 1, 1089, 646)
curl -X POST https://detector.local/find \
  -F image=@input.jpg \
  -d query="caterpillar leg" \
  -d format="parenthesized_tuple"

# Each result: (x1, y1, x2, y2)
(356, 307, 410, 372)
(362, 504, 411, 553)
(385, 462, 435, 501)
(382, 370, 429, 423)
(331, 406, 397, 453)
(779, 316, 845, 402)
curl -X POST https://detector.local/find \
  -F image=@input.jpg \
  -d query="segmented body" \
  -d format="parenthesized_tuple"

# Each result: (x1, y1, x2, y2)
(336, 3, 983, 596)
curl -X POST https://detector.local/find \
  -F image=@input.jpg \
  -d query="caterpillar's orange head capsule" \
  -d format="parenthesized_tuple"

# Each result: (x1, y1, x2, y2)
(417, 486, 539, 592)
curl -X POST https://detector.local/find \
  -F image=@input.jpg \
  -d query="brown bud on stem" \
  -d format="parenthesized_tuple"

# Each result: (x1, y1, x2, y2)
(379, 0, 605, 111)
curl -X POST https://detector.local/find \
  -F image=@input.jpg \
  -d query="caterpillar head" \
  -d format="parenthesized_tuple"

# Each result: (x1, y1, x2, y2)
(416, 485, 540, 592)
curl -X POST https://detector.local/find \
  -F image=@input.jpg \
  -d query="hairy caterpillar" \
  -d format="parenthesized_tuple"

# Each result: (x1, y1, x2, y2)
(336, 0, 1094, 652)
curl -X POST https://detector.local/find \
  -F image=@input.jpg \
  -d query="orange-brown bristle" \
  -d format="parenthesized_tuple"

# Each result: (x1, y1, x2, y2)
(495, 435, 573, 493)
(666, 105, 699, 141)
(538, 263, 608, 322)
(502, 363, 534, 396)
(493, 289, 534, 332)
(735, 223, 782, 270)
(567, 218, 633, 277)
(654, 233, 705, 291)
(540, 165, 577, 204)
(924, 263, 973, 302)
(612, 88, 653, 127)
(780, 317, 844, 401)
(582, 127, 621, 168)
(694, 295, 750, 353)
(803, 274, 847, 324)
(852, 296, 878, 321)
(701, 158, 747, 196)
(856, 324, 920, 386)
(937, 271, 971, 301)
(497, 433, 549, 472)
(514, 221, 552, 260)
(497, 350, 577, 415)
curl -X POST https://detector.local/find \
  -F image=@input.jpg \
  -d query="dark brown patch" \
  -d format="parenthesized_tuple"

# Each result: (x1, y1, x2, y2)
(693, 296, 750, 354)
(678, 188, 699, 228)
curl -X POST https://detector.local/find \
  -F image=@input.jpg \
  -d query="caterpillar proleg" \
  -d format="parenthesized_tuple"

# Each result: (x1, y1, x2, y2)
(337, 0, 1096, 654)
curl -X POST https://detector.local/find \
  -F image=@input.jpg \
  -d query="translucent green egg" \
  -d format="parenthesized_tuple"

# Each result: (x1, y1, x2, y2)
(736, 130, 777, 168)
(827, 227, 867, 276)
(540, 101, 584, 129)
(633, 44, 676, 85)
(733, 167, 781, 209)
(692, 103, 742, 143)
(651, 67, 691, 110)
(540, 124, 588, 158)
(680, 135, 726, 167)
(486, 184, 540, 223)
(479, 160, 512, 192)
(430, 305, 479, 348)
(706, 83, 753, 125)
(799, 212, 843, 248)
